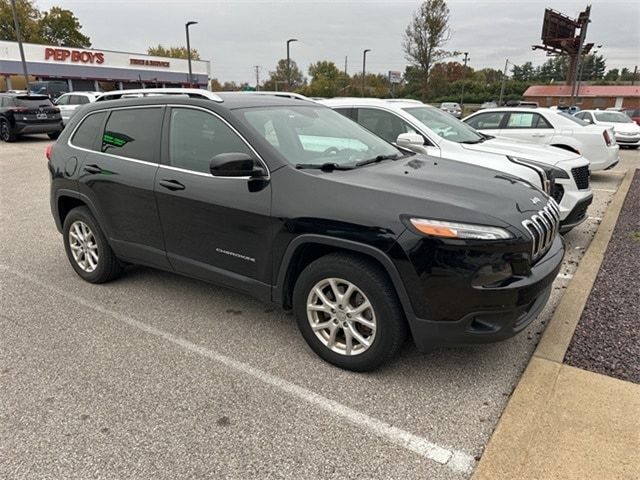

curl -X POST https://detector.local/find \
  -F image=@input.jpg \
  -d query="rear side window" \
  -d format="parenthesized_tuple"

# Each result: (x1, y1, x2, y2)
(505, 112, 552, 129)
(101, 108, 163, 162)
(71, 112, 107, 150)
(71, 95, 90, 105)
(356, 108, 417, 143)
(169, 107, 253, 173)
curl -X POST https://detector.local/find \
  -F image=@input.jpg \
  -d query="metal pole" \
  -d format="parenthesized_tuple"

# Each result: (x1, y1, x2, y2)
(254, 65, 260, 91)
(570, 6, 590, 107)
(362, 49, 371, 96)
(632, 66, 638, 86)
(499, 58, 510, 106)
(10, 0, 30, 93)
(286, 38, 297, 91)
(460, 52, 469, 107)
(185, 21, 198, 87)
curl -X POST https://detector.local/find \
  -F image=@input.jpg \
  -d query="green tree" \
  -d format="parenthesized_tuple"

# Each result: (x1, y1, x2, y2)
(402, 0, 458, 97)
(0, 0, 41, 43)
(511, 62, 536, 81)
(604, 68, 619, 81)
(305, 60, 347, 97)
(39, 6, 90, 47)
(147, 45, 201, 60)
(263, 58, 305, 91)
(580, 54, 606, 81)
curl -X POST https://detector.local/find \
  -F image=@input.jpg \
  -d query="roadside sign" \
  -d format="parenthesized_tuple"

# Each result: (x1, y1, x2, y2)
(388, 71, 402, 84)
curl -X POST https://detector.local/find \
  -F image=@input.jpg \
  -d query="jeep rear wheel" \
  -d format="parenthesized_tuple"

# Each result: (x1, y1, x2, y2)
(63, 206, 122, 283)
(293, 253, 407, 371)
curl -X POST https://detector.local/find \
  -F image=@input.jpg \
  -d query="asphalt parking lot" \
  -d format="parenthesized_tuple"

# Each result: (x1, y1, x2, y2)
(0, 137, 637, 479)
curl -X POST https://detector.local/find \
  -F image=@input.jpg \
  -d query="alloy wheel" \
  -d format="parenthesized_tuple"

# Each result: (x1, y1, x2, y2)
(306, 278, 377, 356)
(68, 220, 99, 272)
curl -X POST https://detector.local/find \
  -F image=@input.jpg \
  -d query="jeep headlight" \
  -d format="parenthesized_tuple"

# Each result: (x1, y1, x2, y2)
(409, 218, 513, 240)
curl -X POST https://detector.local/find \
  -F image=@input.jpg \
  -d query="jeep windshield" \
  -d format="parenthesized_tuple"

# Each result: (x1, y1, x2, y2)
(403, 106, 484, 144)
(238, 105, 402, 168)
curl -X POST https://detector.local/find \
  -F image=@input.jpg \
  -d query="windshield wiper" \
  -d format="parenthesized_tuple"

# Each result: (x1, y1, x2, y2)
(295, 162, 354, 172)
(355, 154, 399, 167)
(460, 138, 487, 144)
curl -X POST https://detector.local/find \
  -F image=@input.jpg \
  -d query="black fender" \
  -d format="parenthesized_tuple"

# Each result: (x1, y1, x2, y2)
(53, 189, 111, 238)
(272, 234, 417, 322)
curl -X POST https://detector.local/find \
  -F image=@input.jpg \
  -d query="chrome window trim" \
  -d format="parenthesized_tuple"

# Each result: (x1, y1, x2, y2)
(165, 104, 270, 180)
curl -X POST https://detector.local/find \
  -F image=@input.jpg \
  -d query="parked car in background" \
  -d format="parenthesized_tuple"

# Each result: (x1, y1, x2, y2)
(479, 101, 498, 110)
(439, 102, 462, 118)
(463, 107, 620, 171)
(48, 89, 565, 371)
(574, 109, 640, 149)
(320, 98, 592, 232)
(551, 105, 581, 115)
(505, 100, 539, 108)
(623, 108, 640, 126)
(28, 81, 69, 100)
(0, 93, 63, 142)
(55, 91, 102, 125)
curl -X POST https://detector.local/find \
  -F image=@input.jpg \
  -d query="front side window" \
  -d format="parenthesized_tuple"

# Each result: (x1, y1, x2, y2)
(464, 112, 505, 130)
(56, 95, 70, 106)
(238, 105, 400, 167)
(404, 106, 485, 143)
(169, 107, 253, 174)
(356, 108, 417, 144)
(71, 112, 107, 150)
(594, 111, 633, 123)
(101, 107, 163, 162)
(71, 95, 90, 105)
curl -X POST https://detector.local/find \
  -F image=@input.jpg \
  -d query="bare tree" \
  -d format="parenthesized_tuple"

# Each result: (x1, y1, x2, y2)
(403, 0, 457, 96)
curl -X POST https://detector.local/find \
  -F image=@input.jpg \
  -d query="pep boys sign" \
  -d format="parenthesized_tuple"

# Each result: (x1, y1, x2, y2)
(44, 47, 104, 64)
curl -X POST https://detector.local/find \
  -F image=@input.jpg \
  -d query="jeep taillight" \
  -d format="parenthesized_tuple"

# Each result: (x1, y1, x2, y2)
(8, 107, 28, 113)
(45, 144, 53, 160)
(603, 130, 612, 146)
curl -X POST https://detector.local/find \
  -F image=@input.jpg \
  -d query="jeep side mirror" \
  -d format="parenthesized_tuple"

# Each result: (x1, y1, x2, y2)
(209, 153, 266, 178)
(396, 133, 425, 147)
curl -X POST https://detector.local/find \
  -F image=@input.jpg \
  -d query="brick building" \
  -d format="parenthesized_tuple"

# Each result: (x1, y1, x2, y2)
(523, 85, 640, 109)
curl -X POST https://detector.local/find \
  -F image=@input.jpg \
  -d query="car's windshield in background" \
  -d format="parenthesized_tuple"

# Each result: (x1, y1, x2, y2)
(403, 106, 484, 143)
(238, 105, 401, 167)
(594, 111, 633, 123)
(558, 111, 589, 126)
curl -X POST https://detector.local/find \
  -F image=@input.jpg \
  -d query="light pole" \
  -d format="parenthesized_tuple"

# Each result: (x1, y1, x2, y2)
(362, 49, 371, 96)
(185, 21, 198, 87)
(459, 52, 469, 107)
(498, 58, 512, 106)
(10, 0, 30, 93)
(286, 38, 298, 91)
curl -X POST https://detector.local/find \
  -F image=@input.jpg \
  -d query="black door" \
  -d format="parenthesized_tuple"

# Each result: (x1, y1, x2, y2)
(154, 106, 273, 299)
(76, 106, 170, 268)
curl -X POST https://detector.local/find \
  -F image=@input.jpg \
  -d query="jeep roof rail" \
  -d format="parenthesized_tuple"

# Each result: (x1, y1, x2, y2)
(95, 88, 223, 103)
(232, 91, 314, 101)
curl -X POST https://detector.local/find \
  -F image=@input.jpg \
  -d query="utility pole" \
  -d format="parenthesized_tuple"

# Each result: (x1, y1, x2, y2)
(185, 21, 198, 87)
(286, 38, 298, 91)
(632, 66, 638, 86)
(344, 56, 348, 76)
(362, 49, 371, 97)
(569, 6, 591, 107)
(10, 0, 30, 93)
(460, 52, 469, 107)
(499, 58, 509, 106)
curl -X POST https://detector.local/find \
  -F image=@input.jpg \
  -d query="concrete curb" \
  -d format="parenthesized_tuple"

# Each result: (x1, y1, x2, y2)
(472, 167, 637, 480)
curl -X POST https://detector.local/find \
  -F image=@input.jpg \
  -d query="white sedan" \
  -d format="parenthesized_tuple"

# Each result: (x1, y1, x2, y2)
(463, 107, 620, 171)
(574, 110, 640, 149)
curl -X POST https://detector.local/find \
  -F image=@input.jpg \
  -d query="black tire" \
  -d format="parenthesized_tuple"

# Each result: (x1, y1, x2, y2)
(0, 119, 16, 142)
(62, 206, 122, 283)
(47, 131, 60, 140)
(293, 252, 407, 372)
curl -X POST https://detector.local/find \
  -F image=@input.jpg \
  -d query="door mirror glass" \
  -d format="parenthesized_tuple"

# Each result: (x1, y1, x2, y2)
(209, 153, 265, 178)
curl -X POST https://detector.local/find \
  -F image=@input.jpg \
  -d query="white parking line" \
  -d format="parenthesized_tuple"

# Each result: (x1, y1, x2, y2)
(592, 188, 617, 193)
(0, 265, 475, 474)
(588, 216, 603, 222)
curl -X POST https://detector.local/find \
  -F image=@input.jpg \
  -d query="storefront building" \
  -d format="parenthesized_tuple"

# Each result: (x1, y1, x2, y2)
(0, 40, 210, 92)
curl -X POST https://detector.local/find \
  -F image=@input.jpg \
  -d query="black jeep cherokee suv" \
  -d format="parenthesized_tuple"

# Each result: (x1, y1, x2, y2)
(1, 93, 63, 142)
(48, 90, 564, 371)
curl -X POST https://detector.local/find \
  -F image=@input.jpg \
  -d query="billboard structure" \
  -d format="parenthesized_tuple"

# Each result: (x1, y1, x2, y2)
(532, 6, 593, 104)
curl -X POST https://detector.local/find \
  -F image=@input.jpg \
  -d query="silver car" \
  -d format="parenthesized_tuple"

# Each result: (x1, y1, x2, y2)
(55, 91, 102, 125)
(439, 102, 462, 119)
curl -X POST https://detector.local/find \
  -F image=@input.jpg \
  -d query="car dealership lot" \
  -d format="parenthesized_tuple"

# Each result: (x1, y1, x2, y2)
(0, 138, 635, 479)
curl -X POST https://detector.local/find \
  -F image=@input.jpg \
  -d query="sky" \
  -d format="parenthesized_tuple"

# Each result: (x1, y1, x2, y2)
(36, 0, 640, 84)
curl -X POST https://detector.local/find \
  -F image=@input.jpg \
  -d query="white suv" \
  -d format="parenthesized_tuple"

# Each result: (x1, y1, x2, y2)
(320, 98, 593, 233)
(55, 91, 102, 125)
(463, 107, 620, 171)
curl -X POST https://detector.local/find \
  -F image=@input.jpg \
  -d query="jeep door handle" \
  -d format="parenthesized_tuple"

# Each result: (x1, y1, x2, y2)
(84, 164, 103, 174)
(159, 179, 186, 191)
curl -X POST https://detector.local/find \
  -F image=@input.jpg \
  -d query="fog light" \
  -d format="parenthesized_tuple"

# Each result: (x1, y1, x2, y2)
(472, 263, 513, 287)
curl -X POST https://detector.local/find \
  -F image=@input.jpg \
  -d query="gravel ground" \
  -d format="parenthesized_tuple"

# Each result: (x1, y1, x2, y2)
(565, 169, 640, 384)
